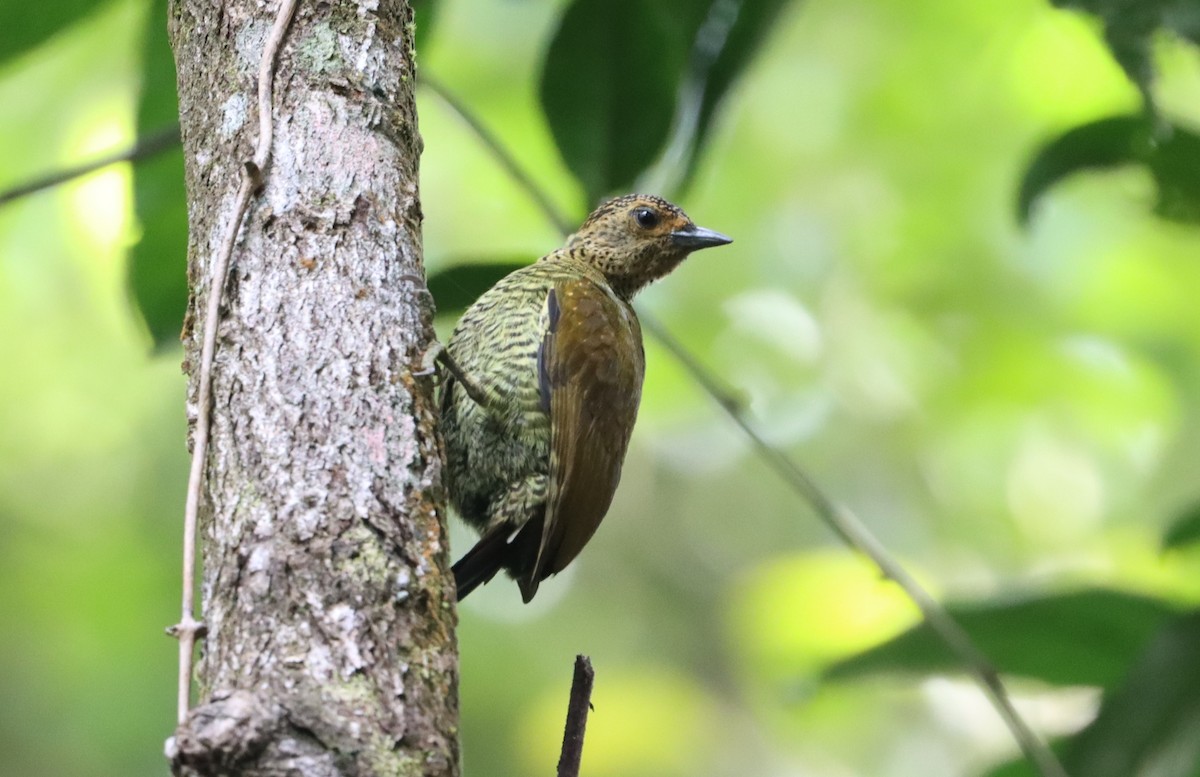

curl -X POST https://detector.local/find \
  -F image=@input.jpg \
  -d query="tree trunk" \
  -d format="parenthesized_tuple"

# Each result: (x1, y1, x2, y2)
(166, 1, 459, 775)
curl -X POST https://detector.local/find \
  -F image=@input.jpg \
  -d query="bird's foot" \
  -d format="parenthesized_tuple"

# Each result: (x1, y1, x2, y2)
(416, 341, 494, 410)
(415, 341, 445, 378)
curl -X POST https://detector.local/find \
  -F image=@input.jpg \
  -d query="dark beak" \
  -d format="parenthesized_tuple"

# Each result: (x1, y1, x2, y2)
(670, 224, 733, 251)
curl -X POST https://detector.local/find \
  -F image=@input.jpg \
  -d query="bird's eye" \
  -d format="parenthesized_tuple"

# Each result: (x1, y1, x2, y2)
(633, 207, 659, 229)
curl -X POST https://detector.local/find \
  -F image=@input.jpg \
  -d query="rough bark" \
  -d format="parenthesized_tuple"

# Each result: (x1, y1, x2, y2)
(166, 1, 458, 775)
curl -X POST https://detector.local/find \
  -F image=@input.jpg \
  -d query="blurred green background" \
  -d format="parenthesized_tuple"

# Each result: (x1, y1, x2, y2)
(3, 0, 1200, 775)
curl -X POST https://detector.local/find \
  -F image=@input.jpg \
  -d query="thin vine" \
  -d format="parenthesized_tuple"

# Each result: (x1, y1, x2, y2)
(167, 0, 300, 725)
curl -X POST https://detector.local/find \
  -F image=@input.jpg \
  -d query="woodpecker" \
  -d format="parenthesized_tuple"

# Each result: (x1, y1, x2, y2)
(441, 194, 731, 602)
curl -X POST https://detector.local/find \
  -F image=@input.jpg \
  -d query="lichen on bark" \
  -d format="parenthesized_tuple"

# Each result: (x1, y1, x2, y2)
(166, 1, 458, 774)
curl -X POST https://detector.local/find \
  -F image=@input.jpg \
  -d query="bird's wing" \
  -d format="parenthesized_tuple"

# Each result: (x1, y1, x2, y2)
(523, 279, 645, 601)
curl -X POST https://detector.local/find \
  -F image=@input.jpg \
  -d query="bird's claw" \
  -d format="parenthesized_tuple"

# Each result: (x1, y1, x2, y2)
(416, 341, 493, 410)
(415, 341, 444, 378)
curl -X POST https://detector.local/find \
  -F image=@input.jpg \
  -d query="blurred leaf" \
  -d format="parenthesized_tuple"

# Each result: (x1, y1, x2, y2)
(824, 589, 1179, 689)
(540, 0, 697, 205)
(1049, 1, 1200, 102)
(540, 0, 790, 202)
(129, 147, 187, 348)
(0, 0, 109, 65)
(677, 0, 792, 191)
(1017, 116, 1142, 224)
(413, 0, 437, 50)
(1164, 503, 1200, 551)
(129, 0, 188, 348)
(1066, 610, 1200, 777)
(428, 260, 528, 317)
(1050, 1, 1159, 105)
(1149, 120, 1200, 223)
(983, 742, 1071, 777)
(1018, 114, 1200, 226)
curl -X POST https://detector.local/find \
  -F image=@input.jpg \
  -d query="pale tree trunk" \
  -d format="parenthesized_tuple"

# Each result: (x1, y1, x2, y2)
(165, 1, 459, 775)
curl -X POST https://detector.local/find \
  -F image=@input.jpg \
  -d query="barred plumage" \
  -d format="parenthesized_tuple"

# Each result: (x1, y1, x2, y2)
(443, 194, 731, 602)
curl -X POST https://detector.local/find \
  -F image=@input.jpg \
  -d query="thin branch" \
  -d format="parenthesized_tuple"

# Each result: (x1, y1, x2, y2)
(642, 318, 1069, 777)
(426, 73, 1070, 777)
(170, 0, 300, 726)
(0, 124, 180, 207)
(418, 75, 575, 237)
(557, 655, 595, 777)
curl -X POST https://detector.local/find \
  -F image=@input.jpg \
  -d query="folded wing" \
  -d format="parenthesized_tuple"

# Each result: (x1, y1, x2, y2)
(521, 279, 645, 601)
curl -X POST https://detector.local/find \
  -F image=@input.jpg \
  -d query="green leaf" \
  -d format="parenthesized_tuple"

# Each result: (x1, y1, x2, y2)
(1018, 116, 1143, 224)
(1050, 0, 1200, 113)
(0, 0, 109, 65)
(1017, 114, 1200, 226)
(983, 742, 1071, 777)
(677, 0, 792, 192)
(427, 261, 529, 318)
(1052, 0, 1159, 104)
(540, 0, 697, 205)
(128, 145, 187, 348)
(1164, 503, 1200, 551)
(1065, 610, 1200, 777)
(412, 0, 437, 51)
(1148, 120, 1200, 222)
(128, 0, 188, 349)
(823, 589, 1179, 689)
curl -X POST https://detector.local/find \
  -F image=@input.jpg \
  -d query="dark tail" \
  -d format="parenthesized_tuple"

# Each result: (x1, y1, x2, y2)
(452, 525, 511, 601)
(453, 516, 547, 601)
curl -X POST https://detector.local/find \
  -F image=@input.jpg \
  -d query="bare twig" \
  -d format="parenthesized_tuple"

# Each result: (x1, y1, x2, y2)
(0, 124, 180, 207)
(426, 74, 1070, 777)
(171, 0, 300, 726)
(418, 76, 575, 237)
(557, 655, 595, 777)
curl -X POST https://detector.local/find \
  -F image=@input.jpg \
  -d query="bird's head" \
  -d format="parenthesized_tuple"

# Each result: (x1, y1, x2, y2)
(562, 194, 732, 299)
